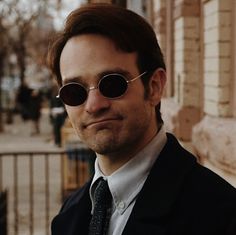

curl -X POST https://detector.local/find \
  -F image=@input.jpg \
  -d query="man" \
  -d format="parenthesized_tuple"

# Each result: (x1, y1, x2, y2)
(47, 3, 236, 235)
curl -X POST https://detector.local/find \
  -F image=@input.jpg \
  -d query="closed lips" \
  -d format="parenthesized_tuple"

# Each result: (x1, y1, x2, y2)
(85, 117, 122, 128)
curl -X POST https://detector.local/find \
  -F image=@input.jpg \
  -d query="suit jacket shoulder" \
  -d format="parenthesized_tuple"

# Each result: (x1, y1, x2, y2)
(123, 133, 236, 235)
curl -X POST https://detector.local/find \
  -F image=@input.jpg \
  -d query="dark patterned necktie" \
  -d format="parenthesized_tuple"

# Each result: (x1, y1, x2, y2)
(88, 178, 112, 235)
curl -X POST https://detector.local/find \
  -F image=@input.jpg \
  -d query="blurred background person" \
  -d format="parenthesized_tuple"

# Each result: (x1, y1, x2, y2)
(49, 83, 67, 147)
(16, 82, 43, 135)
(16, 82, 32, 122)
(29, 88, 42, 135)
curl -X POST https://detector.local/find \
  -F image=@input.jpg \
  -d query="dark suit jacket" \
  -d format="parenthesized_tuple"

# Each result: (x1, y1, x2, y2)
(51, 133, 236, 235)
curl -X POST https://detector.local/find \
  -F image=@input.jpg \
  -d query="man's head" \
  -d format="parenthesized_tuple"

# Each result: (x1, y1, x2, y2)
(47, 3, 166, 124)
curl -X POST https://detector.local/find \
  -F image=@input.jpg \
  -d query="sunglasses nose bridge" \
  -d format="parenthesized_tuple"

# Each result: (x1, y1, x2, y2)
(87, 85, 100, 98)
(86, 84, 106, 100)
(87, 85, 98, 92)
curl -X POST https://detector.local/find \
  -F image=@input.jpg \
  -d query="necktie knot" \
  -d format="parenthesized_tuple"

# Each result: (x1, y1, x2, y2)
(94, 179, 111, 207)
(89, 178, 112, 235)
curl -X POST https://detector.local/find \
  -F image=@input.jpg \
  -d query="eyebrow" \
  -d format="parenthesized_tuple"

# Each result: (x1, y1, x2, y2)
(62, 68, 132, 85)
(62, 76, 82, 85)
(98, 68, 131, 78)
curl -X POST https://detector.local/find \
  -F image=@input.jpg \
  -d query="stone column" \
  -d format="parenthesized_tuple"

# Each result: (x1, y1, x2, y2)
(192, 0, 236, 178)
(153, 0, 167, 56)
(162, 0, 201, 141)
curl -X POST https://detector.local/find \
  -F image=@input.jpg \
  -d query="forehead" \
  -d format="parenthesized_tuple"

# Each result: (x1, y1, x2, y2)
(59, 34, 139, 83)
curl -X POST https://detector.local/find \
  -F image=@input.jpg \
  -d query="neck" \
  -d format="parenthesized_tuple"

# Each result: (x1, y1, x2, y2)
(97, 153, 133, 176)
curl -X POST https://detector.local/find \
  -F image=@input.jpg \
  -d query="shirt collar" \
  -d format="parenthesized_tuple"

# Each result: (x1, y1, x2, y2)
(89, 125, 167, 214)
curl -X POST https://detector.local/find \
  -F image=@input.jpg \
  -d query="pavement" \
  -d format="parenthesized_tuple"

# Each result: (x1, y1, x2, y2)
(0, 108, 62, 153)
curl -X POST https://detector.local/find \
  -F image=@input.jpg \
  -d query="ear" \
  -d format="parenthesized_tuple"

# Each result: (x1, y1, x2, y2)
(148, 68, 166, 106)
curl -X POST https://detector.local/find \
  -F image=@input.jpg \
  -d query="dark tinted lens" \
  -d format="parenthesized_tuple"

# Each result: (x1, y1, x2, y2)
(59, 83, 87, 106)
(99, 75, 128, 98)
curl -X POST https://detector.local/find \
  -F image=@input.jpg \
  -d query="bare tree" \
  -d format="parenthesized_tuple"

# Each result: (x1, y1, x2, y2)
(0, 0, 57, 132)
(2, 0, 48, 83)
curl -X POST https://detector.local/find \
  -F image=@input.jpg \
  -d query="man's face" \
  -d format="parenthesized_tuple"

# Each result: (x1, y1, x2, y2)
(60, 34, 159, 160)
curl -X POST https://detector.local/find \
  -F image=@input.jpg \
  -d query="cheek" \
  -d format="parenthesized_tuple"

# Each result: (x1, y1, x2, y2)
(125, 98, 151, 123)
(65, 107, 81, 125)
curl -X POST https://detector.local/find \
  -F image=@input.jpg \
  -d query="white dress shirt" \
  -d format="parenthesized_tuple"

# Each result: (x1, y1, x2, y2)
(89, 126, 167, 235)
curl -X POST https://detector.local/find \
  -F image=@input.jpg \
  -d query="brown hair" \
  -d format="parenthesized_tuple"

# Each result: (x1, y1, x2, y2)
(47, 3, 165, 124)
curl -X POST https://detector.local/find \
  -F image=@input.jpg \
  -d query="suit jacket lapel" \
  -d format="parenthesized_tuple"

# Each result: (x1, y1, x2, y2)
(122, 133, 197, 235)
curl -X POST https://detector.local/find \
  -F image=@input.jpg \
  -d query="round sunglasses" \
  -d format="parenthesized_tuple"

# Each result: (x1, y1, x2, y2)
(57, 71, 147, 106)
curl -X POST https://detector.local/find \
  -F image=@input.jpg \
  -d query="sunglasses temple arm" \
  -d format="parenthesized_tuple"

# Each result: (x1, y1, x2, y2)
(128, 71, 147, 83)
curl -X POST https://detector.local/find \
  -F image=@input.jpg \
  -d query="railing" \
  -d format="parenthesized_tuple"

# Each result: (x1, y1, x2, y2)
(0, 149, 95, 235)
(0, 190, 7, 235)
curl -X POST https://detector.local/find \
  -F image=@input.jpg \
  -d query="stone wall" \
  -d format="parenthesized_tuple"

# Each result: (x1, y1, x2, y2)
(203, 0, 232, 117)
(192, 0, 236, 185)
(153, 0, 167, 57)
(153, 0, 236, 184)
(154, 0, 201, 141)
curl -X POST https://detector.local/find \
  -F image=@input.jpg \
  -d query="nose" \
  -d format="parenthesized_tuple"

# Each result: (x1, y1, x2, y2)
(84, 88, 110, 114)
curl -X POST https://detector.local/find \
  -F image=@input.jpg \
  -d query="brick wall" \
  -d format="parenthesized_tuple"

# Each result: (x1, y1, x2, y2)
(151, 0, 236, 183)
(156, 0, 201, 141)
(192, 0, 236, 183)
(203, 0, 232, 116)
(153, 0, 167, 57)
(174, 16, 200, 107)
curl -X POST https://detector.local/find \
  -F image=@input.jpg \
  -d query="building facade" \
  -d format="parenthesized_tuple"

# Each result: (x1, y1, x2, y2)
(153, 0, 236, 185)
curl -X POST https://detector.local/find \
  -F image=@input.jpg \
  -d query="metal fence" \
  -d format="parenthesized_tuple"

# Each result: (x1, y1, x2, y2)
(0, 149, 95, 235)
(0, 190, 7, 235)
